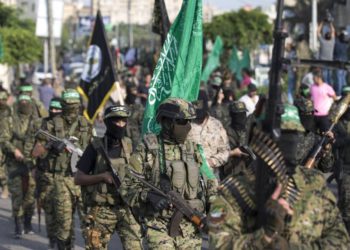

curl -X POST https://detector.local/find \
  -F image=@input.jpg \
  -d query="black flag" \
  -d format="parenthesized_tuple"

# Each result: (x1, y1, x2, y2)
(78, 11, 116, 123)
(152, 0, 171, 45)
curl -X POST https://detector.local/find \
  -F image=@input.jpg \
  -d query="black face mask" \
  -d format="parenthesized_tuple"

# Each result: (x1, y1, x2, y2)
(300, 114, 315, 132)
(278, 131, 304, 173)
(49, 110, 62, 119)
(161, 119, 191, 144)
(230, 112, 247, 130)
(105, 119, 127, 140)
(63, 104, 80, 123)
(126, 94, 137, 105)
(194, 109, 208, 124)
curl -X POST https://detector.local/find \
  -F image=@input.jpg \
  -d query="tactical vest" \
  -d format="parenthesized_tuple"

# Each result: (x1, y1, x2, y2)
(144, 135, 205, 213)
(83, 137, 132, 207)
(338, 120, 350, 165)
(11, 114, 32, 154)
(47, 115, 90, 175)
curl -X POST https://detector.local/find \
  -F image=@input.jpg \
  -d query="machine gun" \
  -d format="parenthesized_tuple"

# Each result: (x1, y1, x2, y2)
(305, 94, 350, 169)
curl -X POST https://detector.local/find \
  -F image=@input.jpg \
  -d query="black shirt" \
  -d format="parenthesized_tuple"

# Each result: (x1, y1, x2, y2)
(76, 137, 122, 174)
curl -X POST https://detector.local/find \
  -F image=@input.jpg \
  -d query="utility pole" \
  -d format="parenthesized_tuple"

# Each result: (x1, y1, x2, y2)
(127, 0, 133, 47)
(310, 0, 318, 53)
(46, 0, 57, 77)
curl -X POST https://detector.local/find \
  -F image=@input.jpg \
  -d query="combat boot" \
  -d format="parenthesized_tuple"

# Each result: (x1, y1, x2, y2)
(14, 216, 22, 239)
(1, 185, 8, 199)
(23, 214, 34, 234)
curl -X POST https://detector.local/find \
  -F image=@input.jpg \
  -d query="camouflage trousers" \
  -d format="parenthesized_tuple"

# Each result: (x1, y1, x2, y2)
(145, 217, 202, 250)
(53, 175, 84, 242)
(37, 171, 56, 240)
(82, 205, 142, 250)
(8, 170, 35, 218)
(0, 162, 8, 187)
(339, 171, 350, 225)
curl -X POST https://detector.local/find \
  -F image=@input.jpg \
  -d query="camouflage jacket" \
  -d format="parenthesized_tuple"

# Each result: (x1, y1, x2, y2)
(210, 103, 231, 131)
(126, 103, 144, 150)
(208, 167, 350, 249)
(188, 116, 230, 168)
(334, 118, 350, 168)
(301, 131, 334, 173)
(120, 134, 216, 222)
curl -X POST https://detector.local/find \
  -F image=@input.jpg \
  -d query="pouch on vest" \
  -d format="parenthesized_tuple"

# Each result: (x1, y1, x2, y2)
(109, 158, 127, 181)
(184, 161, 200, 200)
(170, 160, 186, 194)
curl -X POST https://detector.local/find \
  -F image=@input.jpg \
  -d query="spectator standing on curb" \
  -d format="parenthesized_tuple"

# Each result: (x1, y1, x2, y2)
(334, 29, 349, 96)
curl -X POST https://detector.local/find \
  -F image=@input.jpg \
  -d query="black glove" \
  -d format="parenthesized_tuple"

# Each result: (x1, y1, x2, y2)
(147, 191, 169, 212)
(50, 141, 66, 155)
(263, 199, 287, 237)
(265, 235, 289, 250)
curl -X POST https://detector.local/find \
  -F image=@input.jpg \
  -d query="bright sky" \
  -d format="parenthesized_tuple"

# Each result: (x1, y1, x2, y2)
(203, 0, 277, 10)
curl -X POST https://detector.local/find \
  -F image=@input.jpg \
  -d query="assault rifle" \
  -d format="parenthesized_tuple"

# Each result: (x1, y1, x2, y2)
(35, 129, 83, 157)
(305, 94, 350, 169)
(128, 168, 207, 236)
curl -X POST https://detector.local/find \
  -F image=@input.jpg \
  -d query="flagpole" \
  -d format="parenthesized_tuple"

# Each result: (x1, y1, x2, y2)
(114, 81, 125, 105)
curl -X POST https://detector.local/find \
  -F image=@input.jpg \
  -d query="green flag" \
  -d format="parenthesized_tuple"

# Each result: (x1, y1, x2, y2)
(142, 0, 203, 135)
(0, 34, 4, 61)
(241, 48, 251, 70)
(228, 46, 240, 78)
(201, 36, 223, 83)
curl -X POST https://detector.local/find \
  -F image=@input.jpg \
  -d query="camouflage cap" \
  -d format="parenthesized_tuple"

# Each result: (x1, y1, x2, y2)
(19, 84, 33, 92)
(18, 94, 32, 102)
(61, 89, 80, 104)
(104, 105, 131, 119)
(156, 97, 196, 122)
(294, 97, 314, 114)
(0, 90, 8, 100)
(229, 101, 248, 113)
(281, 104, 305, 132)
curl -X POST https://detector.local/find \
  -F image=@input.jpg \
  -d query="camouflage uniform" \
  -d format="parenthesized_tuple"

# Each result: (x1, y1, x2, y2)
(127, 103, 144, 150)
(40, 89, 91, 249)
(35, 98, 64, 247)
(334, 115, 350, 232)
(0, 91, 12, 196)
(121, 98, 216, 250)
(294, 97, 334, 172)
(78, 105, 142, 250)
(0, 95, 42, 237)
(209, 166, 350, 249)
(187, 116, 230, 170)
(210, 103, 231, 131)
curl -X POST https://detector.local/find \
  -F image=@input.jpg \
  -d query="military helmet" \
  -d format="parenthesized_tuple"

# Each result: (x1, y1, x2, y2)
(229, 101, 248, 113)
(156, 97, 196, 122)
(294, 97, 314, 114)
(61, 89, 80, 104)
(281, 104, 305, 132)
(104, 105, 131, 120)
(0, 90, 9, 100)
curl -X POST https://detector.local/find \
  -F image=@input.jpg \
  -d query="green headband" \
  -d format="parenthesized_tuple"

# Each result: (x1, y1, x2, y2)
(343, 86, 350, 93)
(18, 95, 32, 102)
(19, 85, 33, 92)
(302, 88, 310, 96)
(62, 92, 80, 100)
(50, 100, 62, 109)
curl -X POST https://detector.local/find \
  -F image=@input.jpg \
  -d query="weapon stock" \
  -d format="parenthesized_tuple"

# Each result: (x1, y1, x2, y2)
(305, 94, 350, 169)
(128, 168, 207, 235)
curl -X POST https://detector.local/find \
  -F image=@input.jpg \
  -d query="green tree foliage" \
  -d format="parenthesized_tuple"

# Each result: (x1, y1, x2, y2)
(0, 2, 41, 65)
(204, 9, 273, 49)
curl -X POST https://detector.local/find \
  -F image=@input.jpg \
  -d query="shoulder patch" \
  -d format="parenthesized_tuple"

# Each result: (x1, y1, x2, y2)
(143, 133, 159, 150)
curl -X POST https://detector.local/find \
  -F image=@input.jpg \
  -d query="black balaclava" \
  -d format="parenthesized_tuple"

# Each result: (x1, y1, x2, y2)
(161, 118, 191, 144)
(299, 114, 316, 132)
(125, 86, 137, 105)
(104, 118, 127, 142)
(194, 90, 209, 124)
(278, 130, 305, 173)
(230, 112, 247, 131)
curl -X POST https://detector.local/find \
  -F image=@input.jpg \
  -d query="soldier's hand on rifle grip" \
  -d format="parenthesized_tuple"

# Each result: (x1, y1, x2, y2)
(147, 191, 169, 212)
(14, 148, 24, 161)
(51, 141, 66, 155)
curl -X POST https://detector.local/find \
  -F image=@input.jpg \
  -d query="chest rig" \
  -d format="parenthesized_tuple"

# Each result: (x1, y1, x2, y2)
(48, 115, 89, 175)
(11, 114, 32, 153)
(83, 136, 132, 207)
(144, 135, 205, 212)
